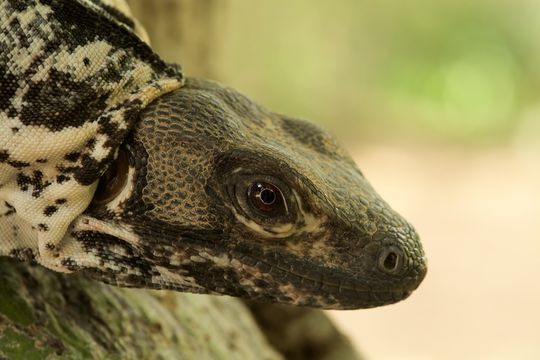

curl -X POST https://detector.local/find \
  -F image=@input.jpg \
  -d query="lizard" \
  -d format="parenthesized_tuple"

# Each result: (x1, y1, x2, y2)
(0, 0, 427, 310)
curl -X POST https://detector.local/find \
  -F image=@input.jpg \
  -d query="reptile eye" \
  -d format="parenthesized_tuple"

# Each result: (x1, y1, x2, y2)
(226, 172, 297, 226)
(248, 182, 286, 215)
(93, 149, 129, 205)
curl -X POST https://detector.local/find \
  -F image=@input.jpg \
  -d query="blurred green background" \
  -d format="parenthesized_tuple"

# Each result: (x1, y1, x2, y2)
(209, 0, 540, 145)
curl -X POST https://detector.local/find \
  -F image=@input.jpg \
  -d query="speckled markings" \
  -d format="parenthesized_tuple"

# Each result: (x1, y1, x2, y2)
(0, 0, 182, 271)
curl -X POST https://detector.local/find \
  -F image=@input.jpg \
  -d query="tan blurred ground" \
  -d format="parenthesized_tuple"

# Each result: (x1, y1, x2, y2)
(329, 142, 540, 360)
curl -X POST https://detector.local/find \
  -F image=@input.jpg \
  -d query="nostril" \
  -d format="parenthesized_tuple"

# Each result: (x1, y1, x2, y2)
(378, 247, 403, 274)
(384, 252, 398, 270)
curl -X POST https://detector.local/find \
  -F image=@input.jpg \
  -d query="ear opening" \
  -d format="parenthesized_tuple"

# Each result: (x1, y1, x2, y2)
(93, 149, 130, 205)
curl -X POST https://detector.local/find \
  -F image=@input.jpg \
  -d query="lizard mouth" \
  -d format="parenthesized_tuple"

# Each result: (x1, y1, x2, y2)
(228, 249, 428, 310)
(70, 214, 427, 310)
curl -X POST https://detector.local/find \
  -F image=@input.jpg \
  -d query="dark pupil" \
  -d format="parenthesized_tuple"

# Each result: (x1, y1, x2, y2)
(259, 188, 276, 205)
(249, 182, 282, 213)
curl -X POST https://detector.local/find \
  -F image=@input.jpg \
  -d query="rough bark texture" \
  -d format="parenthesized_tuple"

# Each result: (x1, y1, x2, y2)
(248, 303, 362, 360)
(0, 258, 281, 359)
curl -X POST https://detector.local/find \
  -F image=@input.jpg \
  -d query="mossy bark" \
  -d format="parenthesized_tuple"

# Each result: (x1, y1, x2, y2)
(0, 258, 280, 359)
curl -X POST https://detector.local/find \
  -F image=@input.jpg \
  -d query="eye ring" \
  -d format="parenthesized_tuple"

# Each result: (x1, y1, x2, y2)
(224, 170, 298, 226)
(93, 149, 129, 205)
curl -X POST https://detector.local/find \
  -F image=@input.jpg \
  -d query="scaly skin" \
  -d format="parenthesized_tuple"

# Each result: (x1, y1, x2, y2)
(0, 0, 426, 309)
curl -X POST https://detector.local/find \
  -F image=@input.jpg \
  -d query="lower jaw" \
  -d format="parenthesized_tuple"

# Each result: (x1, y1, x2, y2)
(256, 286, 414, 310)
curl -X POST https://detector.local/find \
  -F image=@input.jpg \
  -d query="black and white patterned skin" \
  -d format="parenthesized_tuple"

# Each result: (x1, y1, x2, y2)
(0, 0, 182, 271)
(0, 0, 427, 309)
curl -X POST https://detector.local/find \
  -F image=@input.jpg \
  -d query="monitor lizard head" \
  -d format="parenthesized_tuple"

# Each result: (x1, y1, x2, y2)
(79, 77, 427, 309)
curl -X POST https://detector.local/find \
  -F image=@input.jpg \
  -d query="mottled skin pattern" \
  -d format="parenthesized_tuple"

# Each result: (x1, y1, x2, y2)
(1, 0, 427, 309)
(0, 0, 181, 272)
